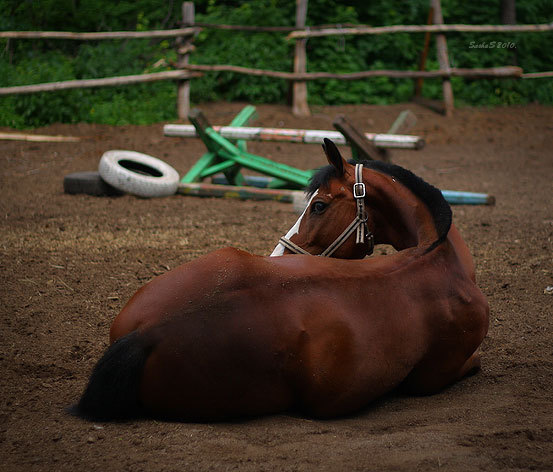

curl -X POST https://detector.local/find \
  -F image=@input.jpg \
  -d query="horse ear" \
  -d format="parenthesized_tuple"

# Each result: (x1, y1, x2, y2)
(322, 138, 346, 176)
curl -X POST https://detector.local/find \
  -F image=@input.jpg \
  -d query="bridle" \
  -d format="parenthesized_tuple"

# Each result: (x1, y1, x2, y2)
(278, 163, 374, 257)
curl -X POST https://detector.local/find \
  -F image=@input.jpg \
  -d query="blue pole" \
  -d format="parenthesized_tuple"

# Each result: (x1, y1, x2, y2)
(212, 175, 495, 205)
(441, 190, 495, 205)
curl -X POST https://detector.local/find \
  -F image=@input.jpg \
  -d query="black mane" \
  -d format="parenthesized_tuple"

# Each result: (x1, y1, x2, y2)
(307, 159, 452, 252)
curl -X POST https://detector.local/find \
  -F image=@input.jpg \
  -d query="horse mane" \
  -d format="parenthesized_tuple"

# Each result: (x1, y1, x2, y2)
(307, 160, 452, 252)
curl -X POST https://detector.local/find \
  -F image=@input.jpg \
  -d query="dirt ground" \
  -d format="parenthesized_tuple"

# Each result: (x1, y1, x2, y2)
(1, 102, 552, 471)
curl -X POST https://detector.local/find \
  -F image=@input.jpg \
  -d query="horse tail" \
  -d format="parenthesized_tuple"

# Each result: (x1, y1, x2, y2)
(70, 330, 152, 421)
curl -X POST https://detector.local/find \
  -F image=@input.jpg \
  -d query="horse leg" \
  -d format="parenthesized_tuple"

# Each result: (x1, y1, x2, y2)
(455, 350, 481, 379)
(400, 350, 482, 396)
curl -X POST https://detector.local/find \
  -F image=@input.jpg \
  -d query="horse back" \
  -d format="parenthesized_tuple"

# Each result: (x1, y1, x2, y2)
(109, 247, 260, 343)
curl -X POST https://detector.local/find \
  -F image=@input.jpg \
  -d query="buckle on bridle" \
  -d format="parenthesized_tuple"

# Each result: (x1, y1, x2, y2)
(353, 182, 366, 199)
(277, 163, 373, 258)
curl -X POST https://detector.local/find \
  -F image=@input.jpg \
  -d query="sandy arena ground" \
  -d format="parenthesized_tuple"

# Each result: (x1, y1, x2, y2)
(1, 102, 552, 471)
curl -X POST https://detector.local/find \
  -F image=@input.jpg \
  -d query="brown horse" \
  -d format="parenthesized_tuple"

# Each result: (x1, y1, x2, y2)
(74, 139, 489, 421)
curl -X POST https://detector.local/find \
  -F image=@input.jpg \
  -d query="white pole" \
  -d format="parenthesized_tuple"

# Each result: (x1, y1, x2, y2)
(163, 124, 425, 150)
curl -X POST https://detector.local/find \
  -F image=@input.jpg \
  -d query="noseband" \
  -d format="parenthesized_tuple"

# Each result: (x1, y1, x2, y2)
(278, 164, 374, 257)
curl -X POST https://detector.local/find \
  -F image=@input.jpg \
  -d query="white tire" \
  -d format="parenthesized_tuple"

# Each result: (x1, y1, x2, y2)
(99, 150, 180, 198)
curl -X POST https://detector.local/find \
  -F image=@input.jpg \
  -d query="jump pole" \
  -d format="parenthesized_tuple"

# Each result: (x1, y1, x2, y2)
(169, 106, 494, 206)
(441, 190, 495, 205)
(164, 124, 425, 150)
(177, 181, 302, 203)
(211, 175, 495, 206)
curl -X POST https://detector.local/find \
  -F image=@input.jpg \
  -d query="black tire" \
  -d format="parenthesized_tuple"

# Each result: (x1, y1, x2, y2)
(63, 171, 124, 197)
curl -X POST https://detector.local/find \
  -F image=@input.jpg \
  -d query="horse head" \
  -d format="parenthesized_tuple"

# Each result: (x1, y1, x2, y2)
(272, 138, 452, 258)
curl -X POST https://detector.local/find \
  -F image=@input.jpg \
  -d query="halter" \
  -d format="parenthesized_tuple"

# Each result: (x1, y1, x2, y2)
(278, 164, 374, 257)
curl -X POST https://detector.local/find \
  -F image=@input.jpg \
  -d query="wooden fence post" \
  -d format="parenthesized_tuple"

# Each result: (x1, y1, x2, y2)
(292, 0, 310, 117)
(501, 0, 518, 66)
(177, 2, 195, 120)
(414, 6, 434, 97)
(431, 0, 454, 117)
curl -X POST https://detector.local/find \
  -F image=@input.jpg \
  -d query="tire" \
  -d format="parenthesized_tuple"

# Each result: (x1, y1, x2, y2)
(98, 150, 180, 198)
(63, 171, 124, 197)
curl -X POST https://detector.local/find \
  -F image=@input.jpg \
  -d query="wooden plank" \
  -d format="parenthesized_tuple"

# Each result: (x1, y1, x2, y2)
(333, 115, 386, 161)
(1, 66, 522, 98)
(187, 108, 313, 187)
(0, 70, 202, 95)
(164, 124, 426, 150)
(383, 110, 418, 160)
(222, 104, 259, 186)
(193, 22, 358, 32)
(431, 0, 454, 117)
(387, 110, 417, 135)
(523, 71, 553, 79)
(286, 22, 553, 39)
(177, 182, 302, 203)
(3, 22, 551, 41)
(181, 106, 257, 184)
(292, 0, 310, 117)
(0, 28, 199, 40)
(181, 64, 522, 80)
(211, 174, 300, 190)
(0, 132, 81, 142)
(180, 152, 218, 183)
(204, 130, 314, 187)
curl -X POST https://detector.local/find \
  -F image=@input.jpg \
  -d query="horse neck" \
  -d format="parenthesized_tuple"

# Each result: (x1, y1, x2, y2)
(365, 171, 440, 252)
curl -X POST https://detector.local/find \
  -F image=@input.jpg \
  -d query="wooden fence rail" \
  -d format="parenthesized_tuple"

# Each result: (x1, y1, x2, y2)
(191, 22, 359, 32)
(3, 22, 549, 41)
(286, 22, 553, 39)
(180, 64, 522, 80)
(0, 71, 201, 96)
(0, 28, 199, 40)
(1, 0, 551, 118)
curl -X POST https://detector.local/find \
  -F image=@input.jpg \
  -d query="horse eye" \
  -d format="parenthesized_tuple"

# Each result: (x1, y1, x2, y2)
(311, 201, 328, 214)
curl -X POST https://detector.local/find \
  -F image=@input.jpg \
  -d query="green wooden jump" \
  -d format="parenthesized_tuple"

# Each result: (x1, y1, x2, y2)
(183, 106, 312, 190)
(179, 105, 495, 206)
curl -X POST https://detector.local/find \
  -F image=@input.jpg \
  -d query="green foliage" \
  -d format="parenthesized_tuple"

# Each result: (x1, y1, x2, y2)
(190, 0, 294, 103)
(0, 0, 552, 128)
(87, 83, 177, 125)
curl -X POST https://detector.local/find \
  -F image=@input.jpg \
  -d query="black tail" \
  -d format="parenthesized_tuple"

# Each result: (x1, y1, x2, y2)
(70, 331, 151, 421)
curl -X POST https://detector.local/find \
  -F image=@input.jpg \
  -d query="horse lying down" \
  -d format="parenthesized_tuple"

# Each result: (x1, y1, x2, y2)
(73, 139, 489, 421)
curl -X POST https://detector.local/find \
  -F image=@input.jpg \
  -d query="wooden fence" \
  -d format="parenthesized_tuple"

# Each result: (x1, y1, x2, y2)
(1, 0, 552, 118)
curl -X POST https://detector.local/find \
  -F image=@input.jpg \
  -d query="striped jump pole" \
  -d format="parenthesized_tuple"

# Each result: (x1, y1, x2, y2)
(177, 181, 302, 203)
(164, 124, 425, 150)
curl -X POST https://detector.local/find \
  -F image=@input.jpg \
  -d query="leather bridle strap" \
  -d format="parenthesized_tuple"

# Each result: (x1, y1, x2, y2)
(353, 162, 368, 246)
(279, 163, 374, 257)
(278, 237, 311, 255)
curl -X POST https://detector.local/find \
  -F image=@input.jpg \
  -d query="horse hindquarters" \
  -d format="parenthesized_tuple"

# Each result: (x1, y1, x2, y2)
(72, 331, 151, 421)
